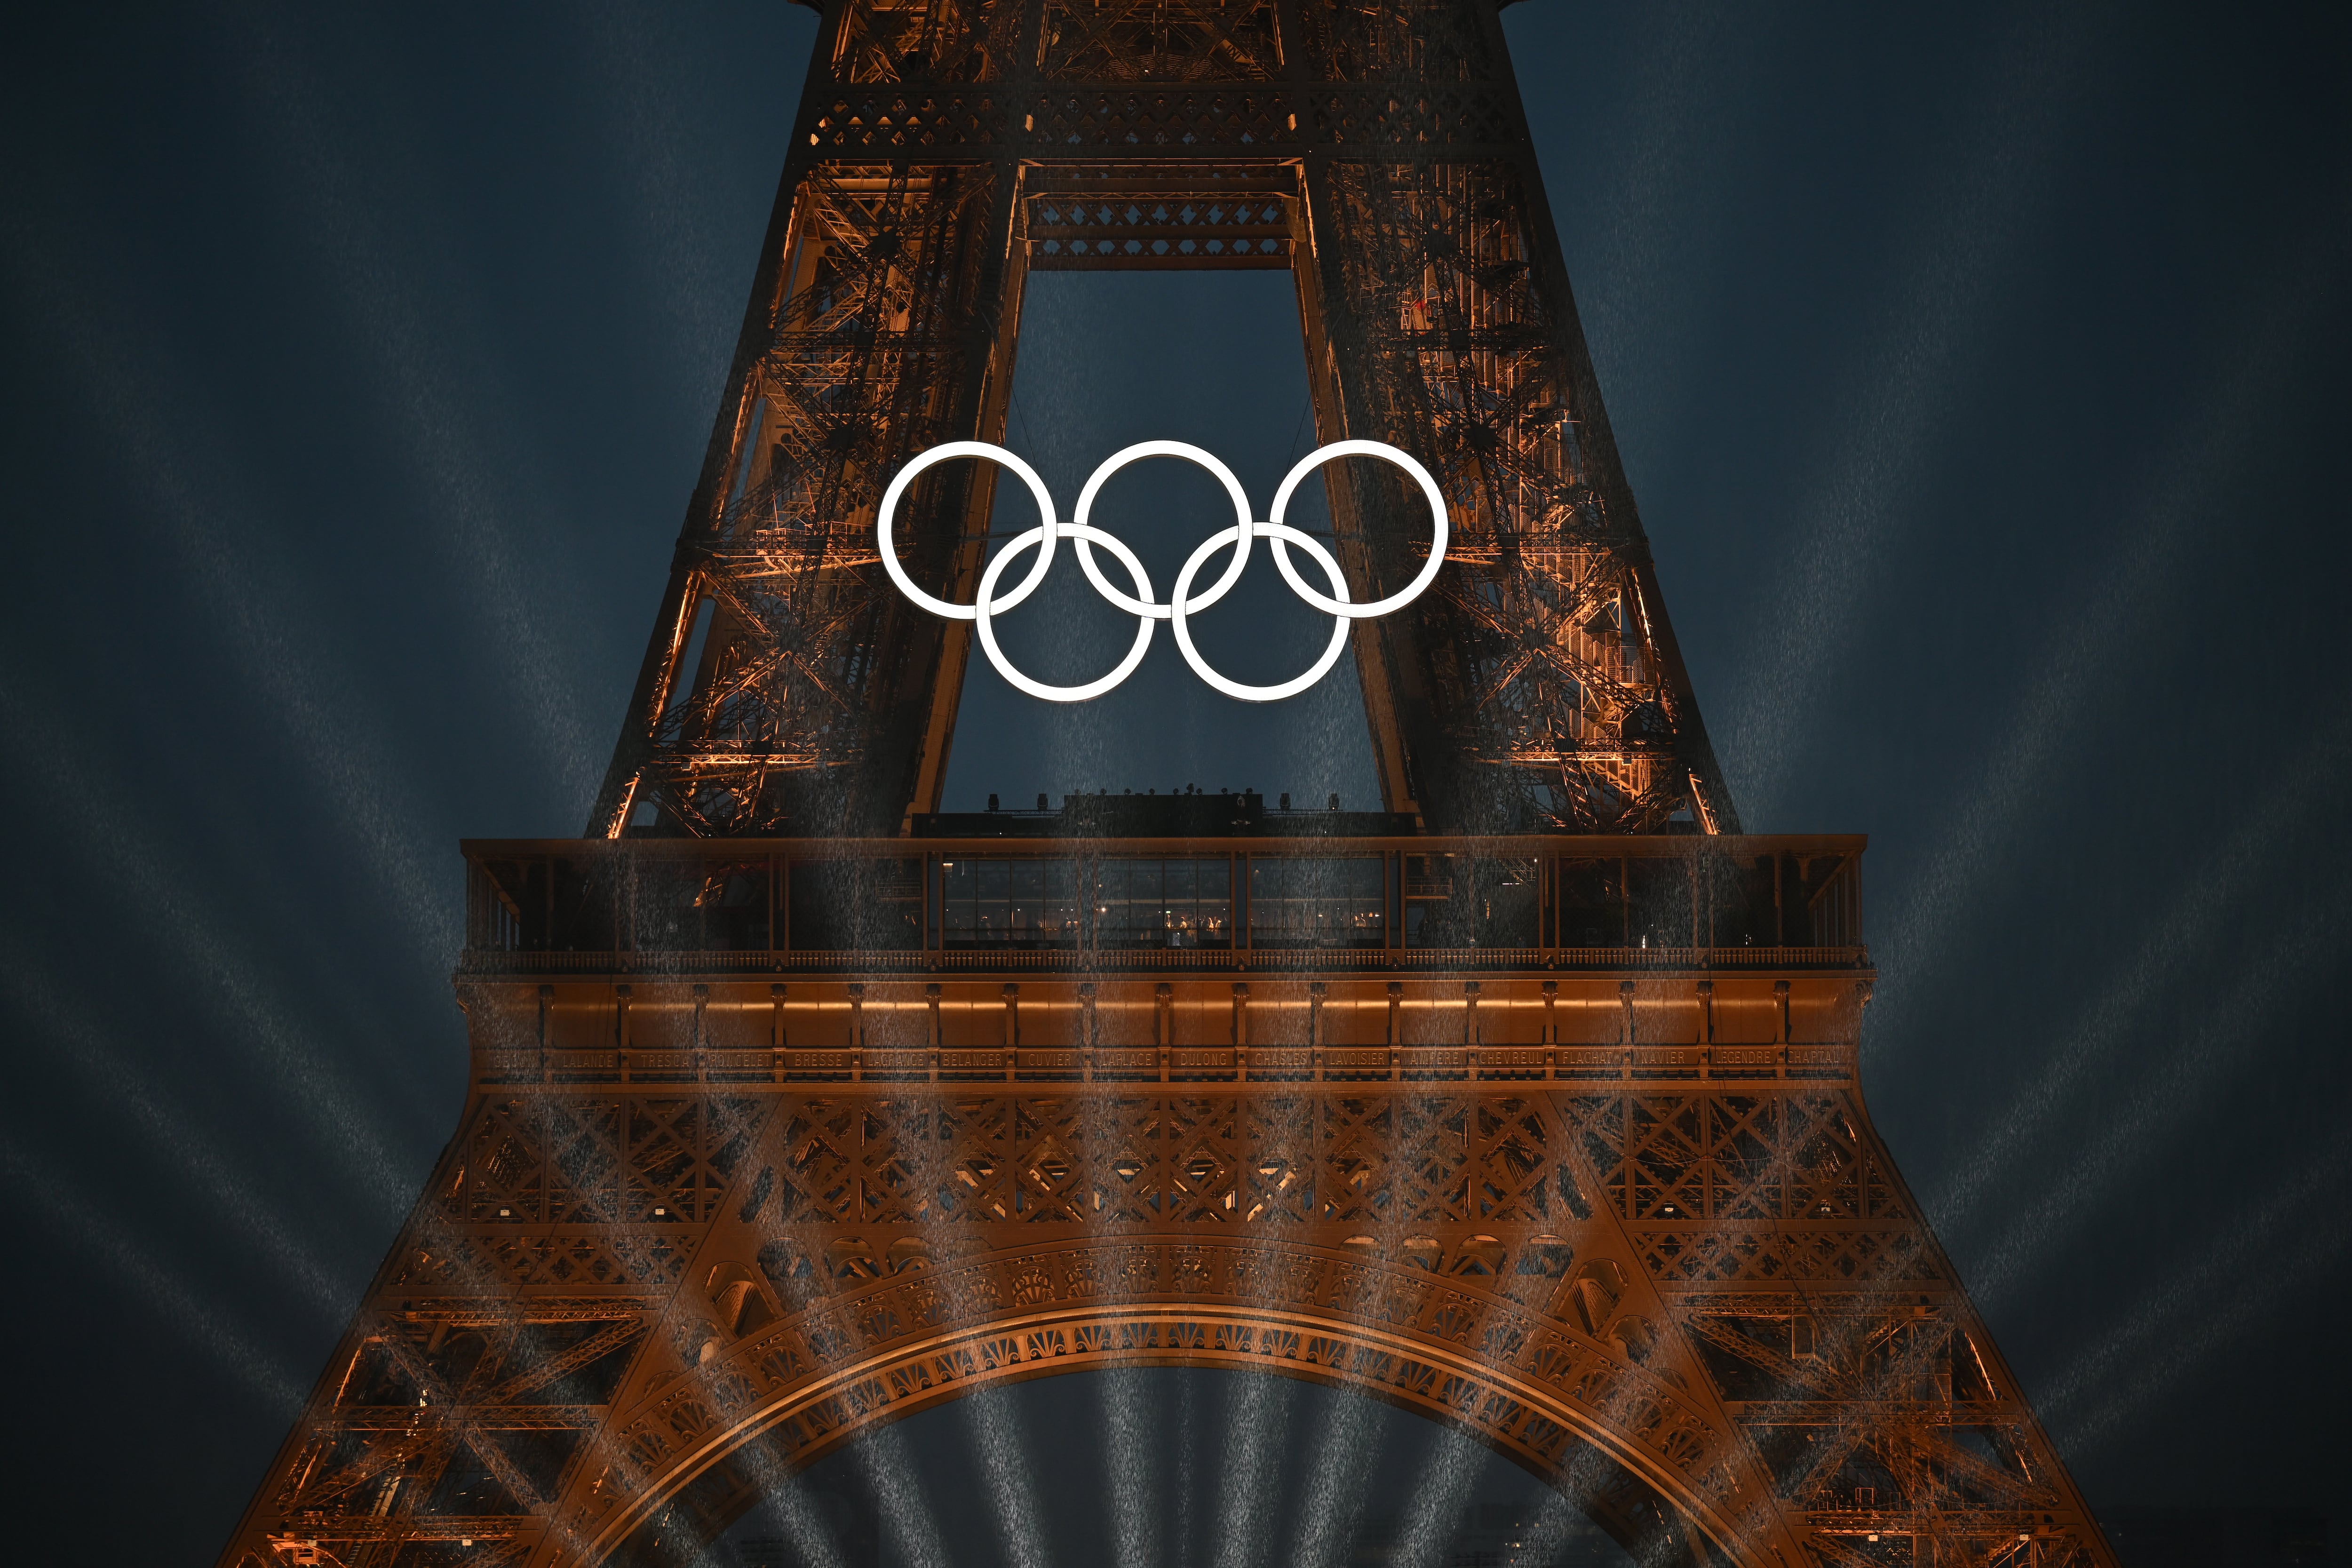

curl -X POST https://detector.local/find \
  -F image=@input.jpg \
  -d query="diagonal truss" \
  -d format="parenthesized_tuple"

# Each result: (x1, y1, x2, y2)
(217, 8, 2116, 1568)
(217, 953, 2120, 1568)
(588, 0, 1738, 840)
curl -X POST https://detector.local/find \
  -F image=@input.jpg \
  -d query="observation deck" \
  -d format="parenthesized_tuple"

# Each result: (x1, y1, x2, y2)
(457, 800, 1873, 1092)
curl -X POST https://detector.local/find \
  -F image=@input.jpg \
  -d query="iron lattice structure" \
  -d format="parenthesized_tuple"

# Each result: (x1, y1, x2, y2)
(222, 832, 2114, 1568)
(588, 0, 1739, 840)
(220, 6, 2117, 1568)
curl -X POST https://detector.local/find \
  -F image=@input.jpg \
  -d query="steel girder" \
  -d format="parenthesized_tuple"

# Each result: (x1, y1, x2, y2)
(215, 947, 2117, 1568)
(215, 8, 2118, 1568)
(587, 0, 1738, 839)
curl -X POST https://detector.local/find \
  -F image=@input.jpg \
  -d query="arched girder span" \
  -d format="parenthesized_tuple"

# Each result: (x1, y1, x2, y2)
(585, 1265, 1763, 1568)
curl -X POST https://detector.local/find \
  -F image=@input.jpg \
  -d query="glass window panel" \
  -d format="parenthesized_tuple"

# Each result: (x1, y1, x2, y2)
(1480, 857, 1540, 947)
(1093, 858, 1232, 948)
(1554, 857, 1626, 947)
(937, 858, 1078, 948)
(1248, 857, 1385, 948)
(493, 856, 625, 953)
(635, 860, 771, 952)
(789, 858, 922, 950)
(1405, 855, 1538, 948)
(1627, 857, 1694, 949)
(1705, 852, 1777, 948)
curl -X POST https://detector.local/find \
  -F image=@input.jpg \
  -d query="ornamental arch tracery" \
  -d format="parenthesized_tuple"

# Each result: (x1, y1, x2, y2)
(603, 1344, 1728, 1568)
(227, 841, 2102, 1568)
(440, 1089, 1775, 1567)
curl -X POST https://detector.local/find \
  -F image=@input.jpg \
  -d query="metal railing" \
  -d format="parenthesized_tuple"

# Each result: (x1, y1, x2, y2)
(456, 943, 1869, 976)
(471, 1039, 1859, 1088)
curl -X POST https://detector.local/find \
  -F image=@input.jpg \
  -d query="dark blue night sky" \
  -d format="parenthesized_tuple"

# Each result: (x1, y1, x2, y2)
(1, 3, 2347, 1561)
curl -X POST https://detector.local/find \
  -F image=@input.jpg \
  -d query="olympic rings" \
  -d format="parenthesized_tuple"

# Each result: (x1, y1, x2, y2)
(877, 441, 1060, 620)
(875, 438, 1449, 703)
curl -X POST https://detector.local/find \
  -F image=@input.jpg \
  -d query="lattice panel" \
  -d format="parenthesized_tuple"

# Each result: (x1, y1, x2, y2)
(1038, 0, 1282, 80)
(546, 1100, 629, 1225)
(1010, 1097, 1095, 1220)
(1471, 1094, 1554, 1221)
(935, 1096, 1022, 1221)
(453, 1097, 553, 1221)
(1391, 1095, 1471, 1221)
(1095, 1094, 1169, 1222)
(835, 0, 1017, 84)
(1558, 1091, 1913, 1226)
(1710, 1095, 1786, 1222)
(1320, 1094, 1396, 1223)
(1025, 190, 1293, 269)
(395, 1232, 692, 1293)
(724, 1093, 1602, 1235)
(263, 1306, 650, 1550)
(1315, 158, 1720, 831)
(1683, 1296, 2093, 1567)
(1634, 1226, 1939, 1287)
(852, 1098, 940, 1223)
(1020, 87, 1301, 149)
(623, 164, 1005, 836)
(773, 1103, 859, 1222)
(446, 1097, 765, 1227)
(1242, 1094, 1318, 1224)
(1296, 0, 1498, 83)
(1306, 86, 1520, 146)
(1164, 1095, 1243, 1222)
(810, 91, 1004, 150)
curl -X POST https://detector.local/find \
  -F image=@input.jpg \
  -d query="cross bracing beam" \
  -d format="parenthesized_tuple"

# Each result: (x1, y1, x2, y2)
(218, 9, 2119, 1568)
(588, 0, 1739, 841)
(217, 829, 2116, 1568)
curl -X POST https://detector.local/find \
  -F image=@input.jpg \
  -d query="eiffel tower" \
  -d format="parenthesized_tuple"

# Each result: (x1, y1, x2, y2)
(222, 5, 2116, 1566)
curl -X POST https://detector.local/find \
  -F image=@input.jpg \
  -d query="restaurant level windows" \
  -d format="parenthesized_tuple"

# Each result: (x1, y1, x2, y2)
(1552, 857, 1628, 947)
(634, 859, 771, 952)
(1627, 857, 1695, 949)
(790, 858, 923, 950)
(938, 859, 1081, 948)
(1249, 857, 1385, 948)
(1403, 855, 1539, 948)
(1706, 852, 1779, 948)
(1094, 858, 1232, 949)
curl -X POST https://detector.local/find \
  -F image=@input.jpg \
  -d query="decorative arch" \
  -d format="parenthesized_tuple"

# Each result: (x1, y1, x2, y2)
(233, 1061, 2107, 1568)
(610, 1349, 1716, 1568)
(549, 1230, 1781, 1568)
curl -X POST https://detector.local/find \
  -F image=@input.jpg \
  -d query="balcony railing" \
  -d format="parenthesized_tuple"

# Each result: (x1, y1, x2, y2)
(467, 1039, 1859, 1088)
(457, 943, 1867, 976)
(461, 833, 1867, 974)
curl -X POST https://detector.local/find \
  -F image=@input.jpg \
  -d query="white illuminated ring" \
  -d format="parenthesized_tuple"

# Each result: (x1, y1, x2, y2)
(876, 441, 1059, 621)
(1267, 439, 1449, 619)
(975, 523, 1158, 702)
(1071, 440, 1255, 619)
(1172, 521, 1353, 701)
(875, 437, 1448, 702)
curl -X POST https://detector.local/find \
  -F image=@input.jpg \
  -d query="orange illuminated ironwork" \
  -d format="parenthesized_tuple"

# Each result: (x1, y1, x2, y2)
(219, 6, 2116, 1567)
